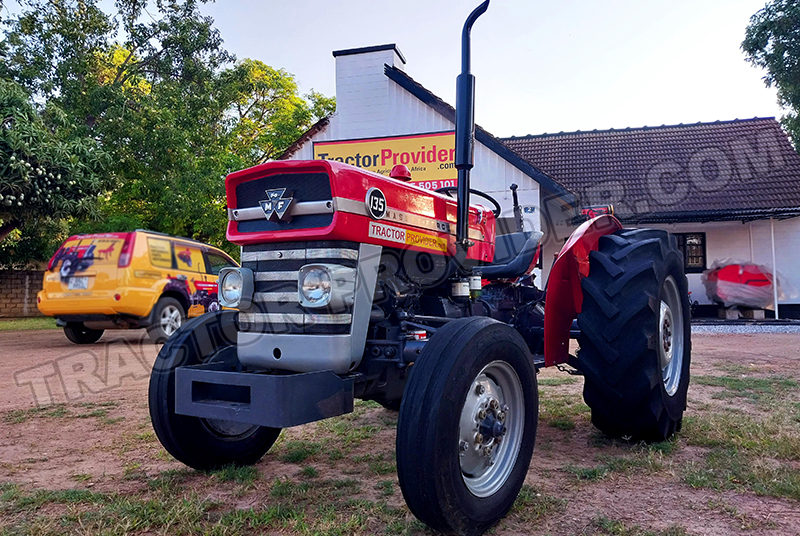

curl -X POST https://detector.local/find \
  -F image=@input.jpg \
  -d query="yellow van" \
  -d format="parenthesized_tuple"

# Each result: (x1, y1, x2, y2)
(37, 230, 238, 344)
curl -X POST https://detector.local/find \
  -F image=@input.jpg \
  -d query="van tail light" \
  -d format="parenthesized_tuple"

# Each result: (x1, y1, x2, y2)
(118, 233, 136, 268)
(46, 248, 62, 271)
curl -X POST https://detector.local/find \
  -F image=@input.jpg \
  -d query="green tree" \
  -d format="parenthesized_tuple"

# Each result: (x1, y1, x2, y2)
(743, 0, 800, 146)
(0, 79, 110, 266)
(1, 0, 334, 260)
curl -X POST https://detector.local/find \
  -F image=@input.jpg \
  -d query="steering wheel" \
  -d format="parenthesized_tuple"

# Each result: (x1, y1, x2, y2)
(434, 187, 502, 218)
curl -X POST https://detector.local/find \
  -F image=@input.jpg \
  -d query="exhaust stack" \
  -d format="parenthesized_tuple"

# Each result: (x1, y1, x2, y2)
(455, 0, 490, 251)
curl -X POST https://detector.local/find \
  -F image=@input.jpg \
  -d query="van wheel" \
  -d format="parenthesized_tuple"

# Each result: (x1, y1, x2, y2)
(148, 297, 185, 343)
(64, 322, 104, 344)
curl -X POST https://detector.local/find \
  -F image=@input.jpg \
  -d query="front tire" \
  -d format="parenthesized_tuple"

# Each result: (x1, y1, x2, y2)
(397, 317, 538, 536)
(148, 297, 185, 343)
(148, 311, 281, 470)
(577, 228, 691, 441)
(63, 322, 104, 344)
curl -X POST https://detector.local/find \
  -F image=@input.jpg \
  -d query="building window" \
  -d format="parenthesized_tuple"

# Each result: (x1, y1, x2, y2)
(674, 233, 706, 273)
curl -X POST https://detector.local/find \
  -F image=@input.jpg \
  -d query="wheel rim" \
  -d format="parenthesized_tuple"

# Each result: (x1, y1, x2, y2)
(160, 305, 182, 336)
(458, 360, 525, 498)
(659, 276, 685, 396)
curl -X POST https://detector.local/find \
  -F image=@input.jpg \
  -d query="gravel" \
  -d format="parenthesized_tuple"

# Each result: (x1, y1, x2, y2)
(691, 322, 800, 334)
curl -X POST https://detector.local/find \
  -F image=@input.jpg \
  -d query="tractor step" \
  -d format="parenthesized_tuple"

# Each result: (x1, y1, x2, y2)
(175, 362, 354, 428)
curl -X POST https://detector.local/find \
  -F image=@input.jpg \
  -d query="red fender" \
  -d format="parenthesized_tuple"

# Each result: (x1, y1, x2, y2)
(543, 215, 623, 367)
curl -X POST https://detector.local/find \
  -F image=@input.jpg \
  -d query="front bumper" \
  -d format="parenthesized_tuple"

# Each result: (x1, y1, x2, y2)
(175, 361, 354, 428)
(37, 287, 157, 318)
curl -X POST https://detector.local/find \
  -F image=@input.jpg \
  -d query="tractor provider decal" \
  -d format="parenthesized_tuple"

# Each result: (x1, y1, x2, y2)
(368, 221, 448, 253)
(313, 132, 458, 190)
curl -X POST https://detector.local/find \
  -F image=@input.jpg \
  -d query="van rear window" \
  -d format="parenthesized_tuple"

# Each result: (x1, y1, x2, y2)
(55, 236, 123, 269)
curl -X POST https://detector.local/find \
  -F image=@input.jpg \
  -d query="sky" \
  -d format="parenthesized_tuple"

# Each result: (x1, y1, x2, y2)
(199, 0, 783, 138)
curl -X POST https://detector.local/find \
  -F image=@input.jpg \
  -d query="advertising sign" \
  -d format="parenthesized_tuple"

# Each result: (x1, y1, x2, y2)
(313, 132, 457, 190)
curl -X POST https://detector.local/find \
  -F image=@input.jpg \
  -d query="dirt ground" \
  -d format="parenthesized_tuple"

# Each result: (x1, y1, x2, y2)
(0, 329, 799, 535)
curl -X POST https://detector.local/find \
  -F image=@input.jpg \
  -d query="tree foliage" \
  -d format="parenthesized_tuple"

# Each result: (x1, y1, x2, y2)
(743, 0, 800, 146)
(0, 79, 110, 266)
(0, 0, 334, 263)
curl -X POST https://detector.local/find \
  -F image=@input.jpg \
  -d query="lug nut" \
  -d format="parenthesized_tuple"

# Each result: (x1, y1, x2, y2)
(495, 436, 502, 445)
(489, 399, 499, 410)
(459, 440, 469, 452)
(501, 404, 509, 413)
(483, 447, 492, 457)
(497, 412, 506, 422)
(478, 409, 487, 420)
(475, 384, 486, 395)
(475, 433, 484, 444)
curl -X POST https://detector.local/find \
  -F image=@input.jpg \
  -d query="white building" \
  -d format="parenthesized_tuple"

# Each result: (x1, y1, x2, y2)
(282, 44, 800, 318)
(281, 44, 576, 285)
(505, 120, 800, 318)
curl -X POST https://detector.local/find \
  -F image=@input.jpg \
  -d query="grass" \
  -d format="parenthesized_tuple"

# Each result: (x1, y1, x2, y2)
(539, 393, 590, 430)
(299, 466, 319, 478)
(0, 317, 58, 331)
(693, 374, 798, 402)
(680, 372, 800, 501)
(590, 515, 688, 535)
(563, 442, 674, 482)
(538, 376, 580, 387)
(5, 401, 121, 425)
(280, 441, 323, 463)
(0, 475, 422, 536)
(210, 464, 259, 485)
(682, 410, 800, 460)
(511, 484, 567, 522)
(683, 447, 800, 501)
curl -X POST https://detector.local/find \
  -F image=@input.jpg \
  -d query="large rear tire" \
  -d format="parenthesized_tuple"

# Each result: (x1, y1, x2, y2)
(148, 311, 281, 470)
(577, 228, 691, 442)
(397, 317, 538, 536)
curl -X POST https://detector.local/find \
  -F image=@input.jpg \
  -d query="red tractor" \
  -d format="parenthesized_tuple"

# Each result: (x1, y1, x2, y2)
(148, 3, 690, 535)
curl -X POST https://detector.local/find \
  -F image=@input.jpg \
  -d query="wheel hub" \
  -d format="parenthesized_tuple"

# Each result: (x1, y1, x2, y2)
(458, 361, 524, 498)
(659, 276, 685, 397)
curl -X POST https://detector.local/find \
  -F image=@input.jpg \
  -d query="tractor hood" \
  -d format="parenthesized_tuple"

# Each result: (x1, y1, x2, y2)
(225, 159, 495, 263)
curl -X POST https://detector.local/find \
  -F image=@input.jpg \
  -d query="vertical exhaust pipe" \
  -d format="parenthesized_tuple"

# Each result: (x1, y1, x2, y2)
(455, 0, 490, 251)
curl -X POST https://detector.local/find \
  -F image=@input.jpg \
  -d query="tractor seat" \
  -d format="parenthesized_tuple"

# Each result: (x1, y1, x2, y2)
(481, 231, 543, 280)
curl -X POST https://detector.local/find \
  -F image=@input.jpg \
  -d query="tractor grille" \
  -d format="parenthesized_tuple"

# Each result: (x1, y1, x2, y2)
(234, 172, 333, 233)
(238, 241, 359, 335)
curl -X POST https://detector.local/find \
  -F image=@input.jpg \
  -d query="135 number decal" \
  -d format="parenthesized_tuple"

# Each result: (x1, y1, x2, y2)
(365, 188, 387, 219)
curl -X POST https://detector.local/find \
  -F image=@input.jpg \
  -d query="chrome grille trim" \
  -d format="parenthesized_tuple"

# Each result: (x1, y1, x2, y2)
(241, 250, 305, 262)
(254, 271, 299, 281)
(306, 248, 358, 260)
(240, 312, 302, 324)
(306, 314, 353, 325)
(253, 292, 297, 303)
(239, 312, 352, 325)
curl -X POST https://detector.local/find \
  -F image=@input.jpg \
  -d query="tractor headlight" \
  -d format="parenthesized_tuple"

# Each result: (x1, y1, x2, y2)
(218, 267, 253, 309)
(300, 266, 332, 305)
(298, 264, 356, 309)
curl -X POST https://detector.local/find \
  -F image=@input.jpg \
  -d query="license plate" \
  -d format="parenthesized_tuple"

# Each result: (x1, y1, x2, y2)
(68, 277, 89, 290)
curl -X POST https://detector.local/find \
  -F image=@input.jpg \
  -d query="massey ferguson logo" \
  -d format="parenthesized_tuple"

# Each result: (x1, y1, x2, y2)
(259, 189, 295, 222)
